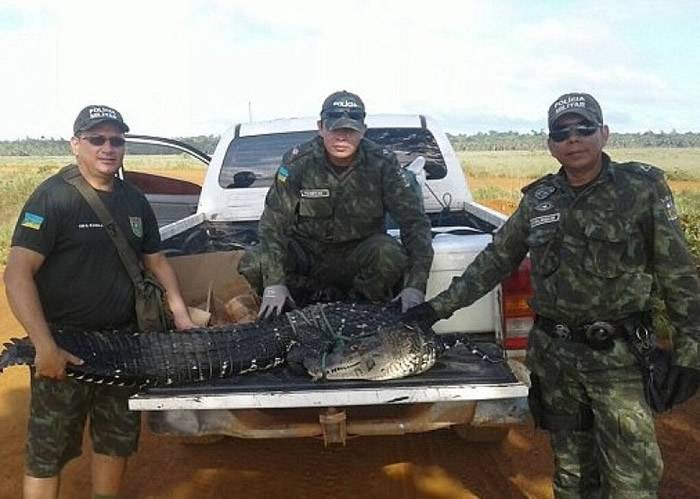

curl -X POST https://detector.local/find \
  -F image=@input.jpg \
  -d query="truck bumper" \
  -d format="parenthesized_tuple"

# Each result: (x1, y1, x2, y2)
(141, 396, 529, 445)
(131, 380, 529, 443)
(129, 349, 531, 443)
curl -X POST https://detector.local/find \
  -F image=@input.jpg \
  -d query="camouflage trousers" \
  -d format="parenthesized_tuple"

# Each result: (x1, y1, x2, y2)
(239, 233, 408, 304)
(526, 327, 662, 499)
(26, 371, 141, 478)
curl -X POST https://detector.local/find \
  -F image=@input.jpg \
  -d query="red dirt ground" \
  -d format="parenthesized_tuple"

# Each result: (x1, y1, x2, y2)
(0, 279, 698, 498)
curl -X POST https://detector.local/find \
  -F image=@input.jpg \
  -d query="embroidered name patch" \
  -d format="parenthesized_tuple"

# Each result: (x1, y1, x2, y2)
(530, 213, 561, 228)
(21, 212, 44, 230)
(300, 189, 330, 198)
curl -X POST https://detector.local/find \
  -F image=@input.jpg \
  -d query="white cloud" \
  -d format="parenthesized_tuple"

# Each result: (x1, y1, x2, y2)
(0, 0, 697, 139)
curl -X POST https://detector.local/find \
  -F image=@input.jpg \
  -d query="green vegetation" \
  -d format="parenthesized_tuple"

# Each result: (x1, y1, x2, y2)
(122, 154, 207, 172)
(0, 156, 206, 264)
(0, 136, 219, 156)
(1, 151, 697, 304)
(472, 185, 523, 206)
(461, 148, 700, 182)
(0, 162, 62, 263)
(3, 132, 700, 156)
(449, 130, 700, 151)
(464, 149, 700, 340)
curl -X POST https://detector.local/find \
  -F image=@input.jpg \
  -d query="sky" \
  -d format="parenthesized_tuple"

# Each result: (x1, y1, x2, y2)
(0, 0, 698, 140)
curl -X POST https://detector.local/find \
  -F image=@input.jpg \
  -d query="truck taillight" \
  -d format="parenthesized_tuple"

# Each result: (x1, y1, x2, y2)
(501, 258, 534, 350)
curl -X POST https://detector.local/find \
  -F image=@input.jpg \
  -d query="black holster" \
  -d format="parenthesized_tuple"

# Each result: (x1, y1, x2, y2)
(528, 373, 594, 432)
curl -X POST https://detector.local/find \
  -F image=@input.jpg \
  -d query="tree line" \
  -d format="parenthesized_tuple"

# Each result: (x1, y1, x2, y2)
(1, 131, 699, 156)
(448, 130, 700, 151)
(0, 135, 220, 156)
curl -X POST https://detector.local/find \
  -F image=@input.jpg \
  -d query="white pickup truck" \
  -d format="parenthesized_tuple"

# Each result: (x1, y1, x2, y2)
(125, 114, 534, 445)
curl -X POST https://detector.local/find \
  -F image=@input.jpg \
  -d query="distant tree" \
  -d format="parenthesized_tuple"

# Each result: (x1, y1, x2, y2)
(2, 131, 699, 156)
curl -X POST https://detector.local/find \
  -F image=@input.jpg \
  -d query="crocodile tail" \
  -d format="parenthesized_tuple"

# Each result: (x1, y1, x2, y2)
(0, 337, 36, 373)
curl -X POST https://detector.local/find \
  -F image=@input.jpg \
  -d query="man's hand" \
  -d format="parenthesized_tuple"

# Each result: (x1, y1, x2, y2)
(34, 343, 83, 380)
(393, 287, 425, 313)
(172, 308, 199, 331)
(401, 301, 440, 329)
(173, 316, 199, 331)
(259, 285, 295, 319)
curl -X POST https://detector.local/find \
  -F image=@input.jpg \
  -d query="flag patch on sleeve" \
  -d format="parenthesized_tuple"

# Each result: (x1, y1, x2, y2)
(277, 166, 289, 183)
(21, 212, 44, 230)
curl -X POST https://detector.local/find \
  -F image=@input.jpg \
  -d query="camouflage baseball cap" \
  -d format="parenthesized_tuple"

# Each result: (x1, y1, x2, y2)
(73, 105, 129, 135)
(548, 93, 603, 130)
(320, 90, 366, 132)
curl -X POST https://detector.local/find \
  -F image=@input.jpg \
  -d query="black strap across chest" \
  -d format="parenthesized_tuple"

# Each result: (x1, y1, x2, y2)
(60, 165, 146, 290)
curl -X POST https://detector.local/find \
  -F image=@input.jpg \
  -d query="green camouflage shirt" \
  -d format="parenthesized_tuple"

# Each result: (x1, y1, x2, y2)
(258, 135, 434, 292)
(431, 153, 699, 368)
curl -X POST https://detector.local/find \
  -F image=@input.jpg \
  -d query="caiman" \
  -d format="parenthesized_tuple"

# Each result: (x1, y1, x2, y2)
(0, 302, 443, 387)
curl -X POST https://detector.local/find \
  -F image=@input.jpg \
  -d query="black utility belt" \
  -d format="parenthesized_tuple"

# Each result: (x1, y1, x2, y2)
(535, 315, 630, 351)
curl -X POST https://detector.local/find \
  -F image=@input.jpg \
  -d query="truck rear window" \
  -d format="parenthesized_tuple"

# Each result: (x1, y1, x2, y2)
(219, 128, 447, 189)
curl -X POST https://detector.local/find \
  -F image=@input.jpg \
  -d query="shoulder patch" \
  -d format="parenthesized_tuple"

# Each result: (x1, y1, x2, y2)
(277, 166, 289, 183)
(21, 211, 44, 230)
(521, 174, 557, 194)
(362, 138, 395, 161)
(282, 140, 316, 165)
(615, 162, 664, 180)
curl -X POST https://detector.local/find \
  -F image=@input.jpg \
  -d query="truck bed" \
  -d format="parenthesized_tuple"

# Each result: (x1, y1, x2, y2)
(129, 342, 527, 411)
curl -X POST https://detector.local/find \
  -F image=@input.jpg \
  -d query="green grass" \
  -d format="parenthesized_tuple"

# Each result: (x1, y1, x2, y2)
(472, 185, 523, 206)
(0, 155, 206, 264)
(0, 154, 206, 172)
(1, 152, 698, 267)
(460, 147, 700, 181)
(123, 154, 207, 172)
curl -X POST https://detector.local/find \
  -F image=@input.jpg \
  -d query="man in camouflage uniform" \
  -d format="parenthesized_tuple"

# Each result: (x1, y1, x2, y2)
(239, 90, 434, 318)
(4, 105, 195, 499)
(403, 92, 700, 498)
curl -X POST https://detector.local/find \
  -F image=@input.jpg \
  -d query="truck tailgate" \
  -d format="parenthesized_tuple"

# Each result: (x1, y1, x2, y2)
(129, 343, 527, 411)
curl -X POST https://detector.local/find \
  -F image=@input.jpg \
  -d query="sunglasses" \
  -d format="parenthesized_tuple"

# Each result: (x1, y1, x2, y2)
(324, 110, 365, 121)
(80, 135, 126, 147)
(549, 124, 600, 143)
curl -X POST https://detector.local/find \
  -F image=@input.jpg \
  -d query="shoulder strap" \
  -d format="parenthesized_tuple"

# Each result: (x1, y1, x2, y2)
(61, 165, 145, 287)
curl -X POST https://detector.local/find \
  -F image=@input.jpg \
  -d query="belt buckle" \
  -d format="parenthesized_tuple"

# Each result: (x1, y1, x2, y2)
(553, 323, 571, 340)
(584, 321, 615, 340)
(584, 321, 616, 350)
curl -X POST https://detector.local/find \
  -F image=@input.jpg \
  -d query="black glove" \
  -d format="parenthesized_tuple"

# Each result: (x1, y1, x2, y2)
(401, 302, 440, 329)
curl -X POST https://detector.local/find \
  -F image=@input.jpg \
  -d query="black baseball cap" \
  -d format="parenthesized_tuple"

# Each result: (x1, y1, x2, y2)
(320, 90, 366, 132)
(548, 93, 603, 130)
(73, 105, 129, 135)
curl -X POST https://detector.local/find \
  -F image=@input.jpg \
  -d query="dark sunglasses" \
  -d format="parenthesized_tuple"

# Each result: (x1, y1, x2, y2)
(80, 135, 126, 147)
(549, 124, 600, 143)
(324, 110, 365, 121)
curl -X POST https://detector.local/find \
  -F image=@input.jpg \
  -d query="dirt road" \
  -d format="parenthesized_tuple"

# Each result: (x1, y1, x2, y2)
(1, 280, 698, 499)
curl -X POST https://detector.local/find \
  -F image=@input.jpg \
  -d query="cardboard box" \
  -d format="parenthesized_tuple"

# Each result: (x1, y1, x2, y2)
(169, 250, 259, 325)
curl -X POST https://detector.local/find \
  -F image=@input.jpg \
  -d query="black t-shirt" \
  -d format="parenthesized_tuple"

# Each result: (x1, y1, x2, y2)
(11, 169, 161, 329)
